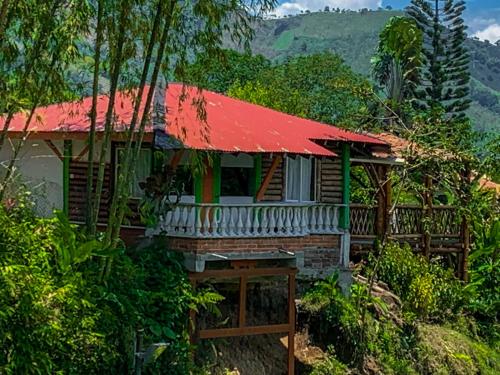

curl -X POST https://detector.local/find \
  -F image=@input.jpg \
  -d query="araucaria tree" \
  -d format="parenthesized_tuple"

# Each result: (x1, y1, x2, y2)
(407, 0, 471, 119)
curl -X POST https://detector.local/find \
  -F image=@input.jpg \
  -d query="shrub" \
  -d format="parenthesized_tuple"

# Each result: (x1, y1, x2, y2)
(373, 242, 468, 321)
(301, 273, 403, 367)
(466, 217, 500, 342)
(0, 206, 116, 373)
(0, 200, 222, 374)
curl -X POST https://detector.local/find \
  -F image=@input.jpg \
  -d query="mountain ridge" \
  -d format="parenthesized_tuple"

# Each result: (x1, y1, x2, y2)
(225, 9, 500, 135)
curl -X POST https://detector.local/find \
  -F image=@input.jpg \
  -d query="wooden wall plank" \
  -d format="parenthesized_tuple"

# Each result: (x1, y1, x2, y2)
(318, 157, 343, 204)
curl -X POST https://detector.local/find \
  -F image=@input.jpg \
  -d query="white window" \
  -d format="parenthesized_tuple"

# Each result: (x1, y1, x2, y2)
(116, 148, 152, 198)
(285, 156, 314, 202)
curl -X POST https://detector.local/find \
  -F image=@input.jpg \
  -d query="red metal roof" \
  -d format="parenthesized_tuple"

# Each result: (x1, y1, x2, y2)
(2, 83, 386, 156)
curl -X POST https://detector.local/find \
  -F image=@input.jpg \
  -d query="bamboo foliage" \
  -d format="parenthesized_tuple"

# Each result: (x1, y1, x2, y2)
(74, 0, 277, 280)
(0, 0, 90, 196)
(1, 0, 278, 280)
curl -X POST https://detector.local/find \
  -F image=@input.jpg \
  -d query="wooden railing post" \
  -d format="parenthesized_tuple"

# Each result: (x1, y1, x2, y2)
(288, 272, 296, 375)
(422, 175, 433, 258)
(375, 165, 385, 239)
(374, 164, 392, 241)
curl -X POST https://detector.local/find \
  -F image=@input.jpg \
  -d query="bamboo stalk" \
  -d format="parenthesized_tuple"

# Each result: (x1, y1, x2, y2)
(106, 0, 174, 252)
(85, 0, 104, 234)
(93, 1, 129, 229)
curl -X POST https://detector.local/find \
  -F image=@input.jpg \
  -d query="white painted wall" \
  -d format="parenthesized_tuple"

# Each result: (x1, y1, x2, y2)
(0, 140, 64, 216)
(0, 139, 110, 217)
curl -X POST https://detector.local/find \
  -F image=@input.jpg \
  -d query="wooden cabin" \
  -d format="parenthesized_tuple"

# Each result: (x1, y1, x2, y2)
(0, 83, 389, 279)
(2, 84, 476, 374)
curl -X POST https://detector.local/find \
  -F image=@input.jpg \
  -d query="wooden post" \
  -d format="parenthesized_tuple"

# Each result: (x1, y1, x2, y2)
(375, 165, 386, 239)
(238, 275, 247, 328)
(340, 143, 350, 230)
(384, 165, 392, 237)
(288, 272, 296, 375)
(212, 154, 221, 203)
(422, 175, 433, 258)
(194, 171, 203, 204)
(460, 214, 471, 281)
(252, 154, 262, 201)
(189, 278, 198, 345)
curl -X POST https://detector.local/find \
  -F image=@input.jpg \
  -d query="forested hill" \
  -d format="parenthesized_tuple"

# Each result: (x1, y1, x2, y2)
(225, 9, 500, 135)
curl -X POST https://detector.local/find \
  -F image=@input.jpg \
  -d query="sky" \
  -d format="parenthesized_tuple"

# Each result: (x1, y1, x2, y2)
(274, 0, 500, 43)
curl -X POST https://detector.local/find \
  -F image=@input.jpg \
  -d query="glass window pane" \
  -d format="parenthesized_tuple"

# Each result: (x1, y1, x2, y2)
(131, 149, 151, 197)
(286, 157, 300, 201)
(286, 156, 314, 202)
(300, 158, 312, 201)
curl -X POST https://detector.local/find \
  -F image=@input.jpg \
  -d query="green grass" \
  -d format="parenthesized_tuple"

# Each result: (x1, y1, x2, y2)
(273, 30, 294, 50)
(417, 324, 500, 375)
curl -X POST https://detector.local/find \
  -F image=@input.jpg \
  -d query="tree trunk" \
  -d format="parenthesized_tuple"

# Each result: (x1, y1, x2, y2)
(85, 0, 104, 233)
(0, 105, 37, 200)
(92, 2, 129, 228)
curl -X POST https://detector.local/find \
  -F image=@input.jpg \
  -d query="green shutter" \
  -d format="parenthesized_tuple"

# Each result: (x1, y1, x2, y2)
(63, 140, 72, 216)
(251, 154, 262, 201)
(212, 154, 221, 203)
(340, 143, 350, 230)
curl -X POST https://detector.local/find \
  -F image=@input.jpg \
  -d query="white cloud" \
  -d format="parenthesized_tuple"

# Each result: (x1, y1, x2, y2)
(273, 0, 382, 17)
(473, 23, 500, 43)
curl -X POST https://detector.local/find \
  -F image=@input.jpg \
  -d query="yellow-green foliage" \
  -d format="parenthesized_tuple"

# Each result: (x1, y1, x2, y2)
(374, 242, 467, 321)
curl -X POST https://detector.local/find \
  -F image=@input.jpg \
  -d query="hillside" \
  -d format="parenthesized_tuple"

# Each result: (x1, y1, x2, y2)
(226, 10, 500, 136)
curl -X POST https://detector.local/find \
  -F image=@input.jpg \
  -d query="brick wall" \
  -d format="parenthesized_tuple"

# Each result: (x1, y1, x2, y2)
(168, 234, 340, 253)
(168, 235, 342, 276)
(304, 249, 340, 271)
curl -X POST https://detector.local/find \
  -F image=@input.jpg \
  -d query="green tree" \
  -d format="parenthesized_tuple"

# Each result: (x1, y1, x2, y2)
(183, 49, 270, 93)
(372, 16, 423, 108)
(0, 0, 90, 197)
(228, 53, 379, 130)
(76, 0, 278, 279)
(407, 0, 471, 119)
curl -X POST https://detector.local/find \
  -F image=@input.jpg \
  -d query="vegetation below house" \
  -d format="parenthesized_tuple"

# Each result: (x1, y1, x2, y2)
(223, 9, 500, 138)
(0, 194, 222, 374)
(300, 242, 500, 375)
(201, 240, 499, 375)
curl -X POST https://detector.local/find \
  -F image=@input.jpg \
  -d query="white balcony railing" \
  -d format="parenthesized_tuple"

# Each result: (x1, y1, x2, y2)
(153, 203, 345, 238)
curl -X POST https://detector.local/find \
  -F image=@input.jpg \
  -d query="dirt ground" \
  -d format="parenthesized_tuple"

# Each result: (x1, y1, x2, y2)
(197, 330, 326, 375)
